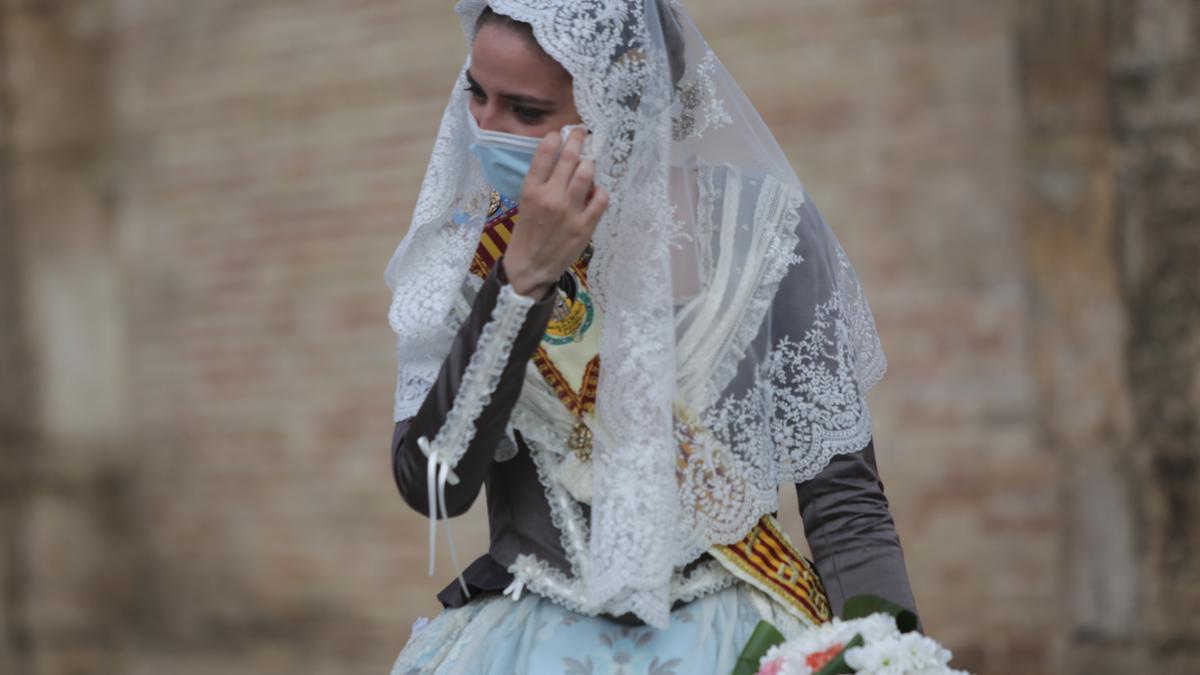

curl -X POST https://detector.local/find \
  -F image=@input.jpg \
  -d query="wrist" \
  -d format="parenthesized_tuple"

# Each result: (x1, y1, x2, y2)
(499, 258, 554, 300)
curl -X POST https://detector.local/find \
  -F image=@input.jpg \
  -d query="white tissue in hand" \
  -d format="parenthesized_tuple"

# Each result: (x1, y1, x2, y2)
(560, 123, 599, 161)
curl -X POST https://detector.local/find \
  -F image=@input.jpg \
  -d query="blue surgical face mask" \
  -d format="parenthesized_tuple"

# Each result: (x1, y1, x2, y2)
(466, 111, 591, 202)
(466, 112, 542, 201)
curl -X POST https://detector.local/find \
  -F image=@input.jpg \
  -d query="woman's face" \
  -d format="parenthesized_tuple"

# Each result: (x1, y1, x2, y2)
(467, 24, 582, 137)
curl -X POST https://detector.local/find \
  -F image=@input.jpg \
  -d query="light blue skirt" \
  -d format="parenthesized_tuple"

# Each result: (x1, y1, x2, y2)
(390, 582, 803, 675)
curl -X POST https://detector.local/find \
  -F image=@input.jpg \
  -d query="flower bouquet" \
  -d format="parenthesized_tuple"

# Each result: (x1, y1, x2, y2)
(731, 595, 969, 675)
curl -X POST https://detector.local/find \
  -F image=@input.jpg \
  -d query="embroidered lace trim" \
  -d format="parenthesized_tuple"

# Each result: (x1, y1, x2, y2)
(418, 282, 536, 469)
(506, 553, 735, 618)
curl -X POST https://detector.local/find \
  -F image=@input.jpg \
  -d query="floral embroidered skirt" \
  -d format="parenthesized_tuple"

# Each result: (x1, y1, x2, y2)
(389, 581, 805, 675)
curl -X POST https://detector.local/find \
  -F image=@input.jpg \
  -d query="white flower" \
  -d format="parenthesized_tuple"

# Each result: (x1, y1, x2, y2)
(843, 632, 959, 674)
(757, 613, 971, 675)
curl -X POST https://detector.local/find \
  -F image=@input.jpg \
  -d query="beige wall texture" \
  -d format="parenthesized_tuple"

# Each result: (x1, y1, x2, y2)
(1, 0, 1197, 673)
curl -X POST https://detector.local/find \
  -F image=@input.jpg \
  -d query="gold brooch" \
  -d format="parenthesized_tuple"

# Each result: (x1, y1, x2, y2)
(568, 419, 593, 461)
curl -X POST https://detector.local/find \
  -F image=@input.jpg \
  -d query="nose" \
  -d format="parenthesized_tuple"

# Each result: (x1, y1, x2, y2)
(475, 104, 501, 133)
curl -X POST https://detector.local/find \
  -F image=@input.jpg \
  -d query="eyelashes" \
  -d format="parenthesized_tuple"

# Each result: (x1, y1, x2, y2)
(464, 85, 550, 124)
(513, 106, 548, 122)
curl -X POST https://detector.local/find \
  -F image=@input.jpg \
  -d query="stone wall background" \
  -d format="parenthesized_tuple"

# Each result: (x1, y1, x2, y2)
(0, 0, 1196, 673)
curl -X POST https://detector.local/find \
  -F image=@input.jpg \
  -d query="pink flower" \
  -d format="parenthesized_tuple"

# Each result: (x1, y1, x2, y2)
(756, 656, 784, 675)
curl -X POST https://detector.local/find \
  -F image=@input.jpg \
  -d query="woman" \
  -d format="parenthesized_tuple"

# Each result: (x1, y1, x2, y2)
(386, 1, 917, 672)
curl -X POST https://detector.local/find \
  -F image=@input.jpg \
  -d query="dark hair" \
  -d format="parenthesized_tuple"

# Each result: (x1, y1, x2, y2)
(474, 5, 687, 88)
(475, 7, 537, 43)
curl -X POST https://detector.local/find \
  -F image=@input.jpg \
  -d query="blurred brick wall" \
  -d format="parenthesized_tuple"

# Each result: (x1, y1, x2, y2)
(1, 0, 1197, 674)
(1108, 1, 1200, 668)
(2, 1, 132, 673)
(108, 2, 469, 672)
(1018, 0, 1200, 672)
(1018, 1, 1131, 671)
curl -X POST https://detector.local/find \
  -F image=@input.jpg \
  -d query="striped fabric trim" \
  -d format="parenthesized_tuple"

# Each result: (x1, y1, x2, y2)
(710, 515, 832, 627)
(531, 350, 601, 418)
(470, 204, 518, 277)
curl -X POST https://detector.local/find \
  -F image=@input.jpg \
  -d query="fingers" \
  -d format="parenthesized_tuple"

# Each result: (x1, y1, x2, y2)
(548, 128, 586, 188)
(565, 159, 595, 208)
(581, 185, 610, 228)
(526, 132, 562, 186)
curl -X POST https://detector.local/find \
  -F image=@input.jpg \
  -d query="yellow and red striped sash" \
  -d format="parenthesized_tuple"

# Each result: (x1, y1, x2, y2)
(469, 201, 519, 279)
(711, 515, 832, 627)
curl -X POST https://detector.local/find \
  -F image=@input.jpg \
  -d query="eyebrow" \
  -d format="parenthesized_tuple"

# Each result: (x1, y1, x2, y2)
(466, 70, 556, 107)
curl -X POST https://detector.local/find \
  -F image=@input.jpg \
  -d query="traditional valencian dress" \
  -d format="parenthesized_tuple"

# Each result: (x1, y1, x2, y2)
(386, 2, 917, 673)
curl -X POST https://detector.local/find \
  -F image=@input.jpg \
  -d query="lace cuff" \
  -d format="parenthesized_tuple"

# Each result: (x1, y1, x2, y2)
(418, 280, 537, 470)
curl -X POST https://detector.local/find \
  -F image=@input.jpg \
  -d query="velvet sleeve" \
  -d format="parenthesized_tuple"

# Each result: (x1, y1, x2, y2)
(796, 439, 919, 621)
(391, 261, 556, 518)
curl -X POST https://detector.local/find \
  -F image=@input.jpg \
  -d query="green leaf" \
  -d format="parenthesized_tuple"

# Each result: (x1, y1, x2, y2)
(842, 594, 920, 633)
(730, 620, 786, 675)
(811, 633, 865, 675)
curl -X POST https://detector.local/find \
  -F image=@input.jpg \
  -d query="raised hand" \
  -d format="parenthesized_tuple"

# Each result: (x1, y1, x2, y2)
(501, 128, 609, 298)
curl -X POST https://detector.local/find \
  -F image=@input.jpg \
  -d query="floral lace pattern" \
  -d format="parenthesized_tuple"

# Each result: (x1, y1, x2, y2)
(682, 302, 876, 546)
(672, 50, 733, 141)
(388, 219, 480, 422)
